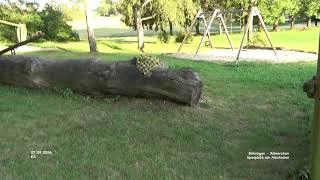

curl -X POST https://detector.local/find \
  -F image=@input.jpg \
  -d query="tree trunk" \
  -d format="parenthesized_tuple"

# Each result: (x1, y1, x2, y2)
(0, 56, 203, 106)
(196, 20, 200, 35)
(219, 22, 222, 35)
(290, 16, 296, 29)
(307, 17, 312, 27)
(134, 6, 144, 51)
(247, 15, 253, 43)
(272, 18, 279, 31)
(169, 21, 173, 36)
(85, 8, 97, 53)
(315, 18, 318, 26)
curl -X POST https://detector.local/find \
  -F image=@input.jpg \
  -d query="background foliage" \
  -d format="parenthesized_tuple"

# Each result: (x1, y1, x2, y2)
(0, 2, 79, 42)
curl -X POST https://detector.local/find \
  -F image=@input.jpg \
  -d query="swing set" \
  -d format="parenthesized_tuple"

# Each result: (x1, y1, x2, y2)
(0, 20, 44, 55)
(177, 6, 279, 62)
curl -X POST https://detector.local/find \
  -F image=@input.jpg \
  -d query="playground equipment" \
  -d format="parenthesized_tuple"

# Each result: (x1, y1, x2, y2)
(0, 31, 44, 55)
(236, 6, 278, 62)
(178, 9, 234, 55)
(177, 6, 278, 62)
(0, 20, 27, 43)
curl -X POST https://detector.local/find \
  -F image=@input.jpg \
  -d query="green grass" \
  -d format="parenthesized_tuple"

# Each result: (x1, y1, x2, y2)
(0, 28, 319, 179)
(33, 27, 320, 55)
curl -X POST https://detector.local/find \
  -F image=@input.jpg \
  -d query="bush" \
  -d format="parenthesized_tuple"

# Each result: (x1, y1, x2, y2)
(175, 31, 193, 43)
(61, 88, 74, 98)
(158, 31, 173, 43)
(0, 4, 79, 42)
(247, 33, 267, 47)
(39, 5, 79, 42)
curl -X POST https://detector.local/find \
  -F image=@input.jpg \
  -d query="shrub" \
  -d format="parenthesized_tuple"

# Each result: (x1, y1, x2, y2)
(175, 31, 193, 43)
(158, 31, 173, 43)
(247, 33, 267, 47)
(39, 5, 79, 42)
(0, 4, 79, 42)
(61, 88, 74, 98)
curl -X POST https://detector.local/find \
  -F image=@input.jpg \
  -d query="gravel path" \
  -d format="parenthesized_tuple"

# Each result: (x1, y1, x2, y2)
(167, 49, 318, 63)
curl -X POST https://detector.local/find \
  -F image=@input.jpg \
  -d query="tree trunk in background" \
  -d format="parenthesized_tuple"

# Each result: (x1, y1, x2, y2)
(247, 15, 253, 43)
(315, 18, 318, 26)
(307, 17, 312, 27)
(240, 14, 245, 32)
(0, 56, 203, 106)
(134, 6, 144, 51)
(196, 20, 200, 35)
(290, 16, 296, 29)
(219, 22, 222, 35)
(272, 18, 279, 31)
(85, 8, 97, 53)
(169, 21, 173, 36)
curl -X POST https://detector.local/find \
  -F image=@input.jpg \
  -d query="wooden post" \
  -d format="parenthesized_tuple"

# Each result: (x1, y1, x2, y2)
(178, 10, 201, 52)
(219, 16, 234, 51)
(236, 8, 253, 62)
(236, 7, 278, 62)
(0, 32, 44, 55)
(311, 32, 320, 180)
(195, 10, 217, 55)
(255, 8, 279, 61)
(203, 19, 214, 48)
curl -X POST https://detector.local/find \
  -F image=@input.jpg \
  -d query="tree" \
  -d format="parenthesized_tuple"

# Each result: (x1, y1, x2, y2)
(286, 0, 300, 29)
(97, 0, 118, 16)
(117, 0, 200, 48)
(301, 0, 320, 27)
(57, 1, 84, 21)
(0, 2, 79, 42)
(85, 5, 97, 52)
(257, 0, 295, 31)
(97, 0, 110, 16)
(71, 0, 98, 52)
(117, 0, 155, 51)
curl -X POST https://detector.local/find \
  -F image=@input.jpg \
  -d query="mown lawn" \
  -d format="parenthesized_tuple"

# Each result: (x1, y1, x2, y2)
(0, 28, 319, 179)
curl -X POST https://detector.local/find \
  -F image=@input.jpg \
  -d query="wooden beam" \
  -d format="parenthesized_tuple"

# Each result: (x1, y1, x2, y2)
(255, 7, 279, 61)
(195, 10, 217, 55)
(0, 32, 44, 55)
(0, 19, 19, 27)
(311, 31, 320, 180)
(236, 8, 253, 62)
(202, 17, 214, 48)
(236, 7, 278, 62)
(219, 16, 234, 50)
(177, 10, 201, 52)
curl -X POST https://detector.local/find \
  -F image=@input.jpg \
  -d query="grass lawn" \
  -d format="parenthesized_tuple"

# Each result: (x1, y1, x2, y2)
(0, 28, 319, 179)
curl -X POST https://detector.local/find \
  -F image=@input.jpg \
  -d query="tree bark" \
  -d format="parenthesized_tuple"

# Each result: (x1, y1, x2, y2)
(0, 56, 203, 106)
(85, 8, 97, 53)
(134, 6, 144, 51)
(196, 20, 200, 35)
(307, 17, 312, 27)
(290, 16, 296, 29)
(272, 18, 279, 31)
(169, 21, 173, 36)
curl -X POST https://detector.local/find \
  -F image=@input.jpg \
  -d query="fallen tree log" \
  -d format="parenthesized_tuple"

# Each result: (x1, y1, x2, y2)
(0, 56, 203, 106)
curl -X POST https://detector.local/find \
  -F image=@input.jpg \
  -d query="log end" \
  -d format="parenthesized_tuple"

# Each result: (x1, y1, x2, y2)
(177, 68, 203, 106)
